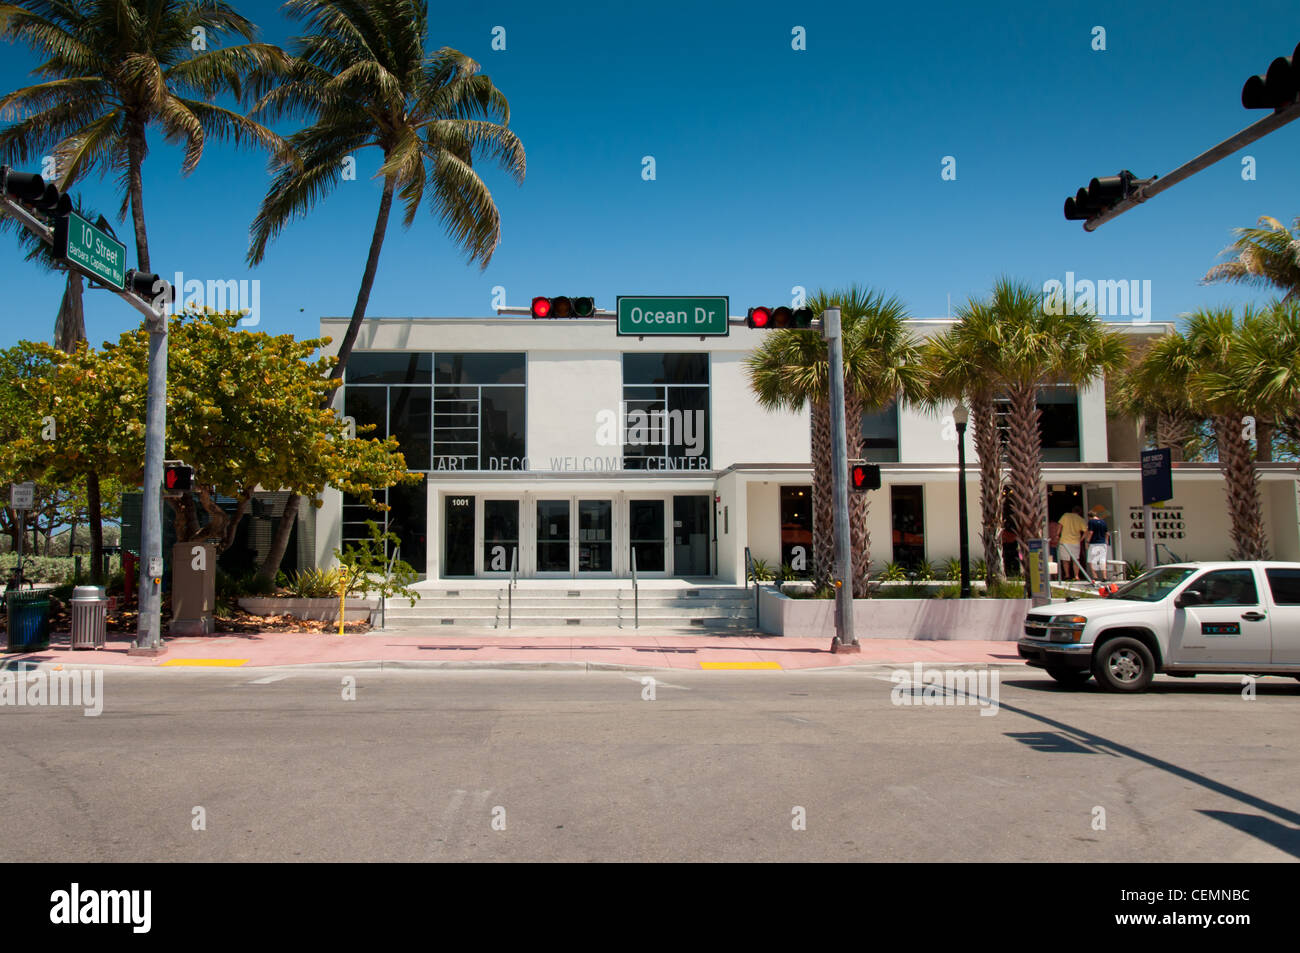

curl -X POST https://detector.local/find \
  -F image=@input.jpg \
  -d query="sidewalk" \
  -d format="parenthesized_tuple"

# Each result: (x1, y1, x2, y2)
(1, 627, 1026, 672)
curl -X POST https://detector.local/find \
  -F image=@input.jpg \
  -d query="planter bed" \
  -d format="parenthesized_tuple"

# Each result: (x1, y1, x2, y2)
(757, 586, 1032, 640)
(237, 596, 377, 623)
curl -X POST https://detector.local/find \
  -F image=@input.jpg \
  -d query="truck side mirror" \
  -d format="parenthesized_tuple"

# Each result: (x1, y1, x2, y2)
(1175, 589, 1203, 609)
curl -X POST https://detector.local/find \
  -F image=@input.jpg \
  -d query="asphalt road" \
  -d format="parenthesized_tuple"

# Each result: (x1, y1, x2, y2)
(2, 666, 1298, 862)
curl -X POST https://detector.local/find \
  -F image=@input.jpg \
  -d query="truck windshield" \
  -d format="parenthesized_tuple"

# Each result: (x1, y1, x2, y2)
(1111, 567, 1196, 602)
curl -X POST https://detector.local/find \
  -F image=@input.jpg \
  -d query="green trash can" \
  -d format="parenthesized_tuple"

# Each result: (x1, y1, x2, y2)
(5, 589, 52, 652)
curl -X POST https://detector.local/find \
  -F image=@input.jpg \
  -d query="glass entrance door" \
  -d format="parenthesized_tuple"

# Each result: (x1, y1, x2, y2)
(535, 499, 571, 574)
(577, 499, 614, 574)
(672, 495, 711, 576)
(629, 499, 666, 575)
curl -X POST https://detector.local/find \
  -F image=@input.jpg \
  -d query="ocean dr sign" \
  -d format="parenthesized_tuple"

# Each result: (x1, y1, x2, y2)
(617, 296, 729, 336)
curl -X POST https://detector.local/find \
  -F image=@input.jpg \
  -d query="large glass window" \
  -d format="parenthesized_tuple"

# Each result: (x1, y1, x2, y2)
(622, 354, 710, 469)
(433, 353, 526, 471)
(342, 351, 526, 472)
(780, 485, 812, 573)
(891, 485, 925, 569)
(342, 479, 428, 575)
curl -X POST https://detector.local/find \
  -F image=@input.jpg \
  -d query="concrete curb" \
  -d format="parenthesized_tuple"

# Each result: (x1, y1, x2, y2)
(3, 657, 1029, 675)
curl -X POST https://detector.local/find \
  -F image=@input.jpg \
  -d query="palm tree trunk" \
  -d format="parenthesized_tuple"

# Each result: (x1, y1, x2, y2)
(810, 400, 834, 587)
(1005, 383, 1044, 558)
(126, 119, 151, 272)
(259, 177, 397, 583)
(55, 271, 85, 352)
(845, 391, 870, 597)
(1213, 414, 1269, 559)
(1256, 418, 1274, 462)
(328, 176, 397, 387)
(971, 393, 1004, 585)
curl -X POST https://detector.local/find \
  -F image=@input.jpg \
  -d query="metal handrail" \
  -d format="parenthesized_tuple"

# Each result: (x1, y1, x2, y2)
(631, 548, 639, 629)
(1154, 542, 1184, 565)
(744, 546, 759, 628)
(507, 546, 518, 629)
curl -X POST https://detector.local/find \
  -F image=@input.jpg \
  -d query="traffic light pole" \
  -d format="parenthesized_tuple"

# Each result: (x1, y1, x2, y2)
(1, 182, 169, 655)
(823, 307, 858, 652)
(1082, 98, 1300, 231)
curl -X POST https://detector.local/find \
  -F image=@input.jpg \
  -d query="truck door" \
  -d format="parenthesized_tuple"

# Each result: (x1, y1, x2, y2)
(1169, 568, 1271, 666)
(1264, 567, 1300, 665)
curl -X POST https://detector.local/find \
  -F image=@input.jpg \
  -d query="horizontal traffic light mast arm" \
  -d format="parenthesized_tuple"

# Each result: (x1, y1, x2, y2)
(0, 184, 161, 323)
(496, 305, 825, 329)
(1082, 98, 1300, 232)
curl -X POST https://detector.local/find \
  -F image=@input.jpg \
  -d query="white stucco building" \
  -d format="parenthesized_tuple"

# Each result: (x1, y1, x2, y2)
(313, 313, 1300, 583)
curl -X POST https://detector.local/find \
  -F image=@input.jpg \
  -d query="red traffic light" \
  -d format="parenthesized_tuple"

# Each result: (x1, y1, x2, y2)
(531, 295, 596, 319)
(531, 296, 552, 318)
(746, 307, 771, 329)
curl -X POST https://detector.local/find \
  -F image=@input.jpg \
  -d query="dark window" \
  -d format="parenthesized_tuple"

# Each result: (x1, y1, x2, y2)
(435, 353, 525, 385)
(891, 485, 925, 569)
(861, 402, 900, 463)
(623, 352, 708, 386)
(1266, 568, 1300, 605)
(343, 479, 427, 575)
(344, 387, 386, 438)
(780, 485, 812, 573)
(345, 352, 431, 384)
(443, 493, 474, 576)
(622, 355, 710, 468)
(481, 388, 526, 467)
(995, 385, 1080, 463)
(388, 387, 431, 470)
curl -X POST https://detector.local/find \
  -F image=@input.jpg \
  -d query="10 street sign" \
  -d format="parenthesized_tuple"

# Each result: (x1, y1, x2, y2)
(617, 296, 729, 337)
(54, 210, 126, 291)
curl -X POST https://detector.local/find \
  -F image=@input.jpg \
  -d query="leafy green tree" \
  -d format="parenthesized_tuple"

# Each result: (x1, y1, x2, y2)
(0, 0, 286, 270)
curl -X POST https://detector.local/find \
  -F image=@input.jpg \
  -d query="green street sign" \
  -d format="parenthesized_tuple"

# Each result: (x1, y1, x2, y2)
(617, 296, 729, 337)
(54, 210, 126, 291)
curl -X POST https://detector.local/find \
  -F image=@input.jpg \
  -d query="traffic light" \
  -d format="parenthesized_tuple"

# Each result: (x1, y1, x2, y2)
(163, 463, 193, 492)
(746, 306, 814, 329)
(1242, 41, 1300, 110)
(125, 269, 173, 303)
(1063, 170, 1154, 221)
(0, 167, 71, 218)
(531, 295, 595, 318)
(850, 463, 881, 491)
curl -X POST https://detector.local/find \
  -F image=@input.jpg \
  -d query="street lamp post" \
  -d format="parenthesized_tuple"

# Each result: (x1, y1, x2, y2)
(953, 403, 971, 599)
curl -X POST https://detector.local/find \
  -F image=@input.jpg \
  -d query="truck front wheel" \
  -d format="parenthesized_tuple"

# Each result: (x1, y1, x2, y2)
(1092, 637, 1155, 692)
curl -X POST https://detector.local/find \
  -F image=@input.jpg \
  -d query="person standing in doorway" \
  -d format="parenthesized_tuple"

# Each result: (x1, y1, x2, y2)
(1087, 505, 1110, 583)
(1048, 515, 1063, 580)
(1058, 505, 1088, 581)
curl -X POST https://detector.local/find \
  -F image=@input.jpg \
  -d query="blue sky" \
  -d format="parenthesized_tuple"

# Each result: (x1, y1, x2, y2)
(1, 0, 1297, 349)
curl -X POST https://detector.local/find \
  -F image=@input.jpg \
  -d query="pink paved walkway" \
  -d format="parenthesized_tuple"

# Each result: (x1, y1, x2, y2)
(3, 629, 1025, 671)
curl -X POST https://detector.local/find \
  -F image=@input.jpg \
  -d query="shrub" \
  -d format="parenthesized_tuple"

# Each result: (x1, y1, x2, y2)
(748, 558, 775, 583)
(285, 567, 344, 598)
(941, 557, 962, 581)
(910, 561, 936, 582)
(879, 561, 907, 581)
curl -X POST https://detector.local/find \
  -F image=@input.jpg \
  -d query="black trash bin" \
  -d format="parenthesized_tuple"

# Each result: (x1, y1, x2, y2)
(5, 589, 51, 652)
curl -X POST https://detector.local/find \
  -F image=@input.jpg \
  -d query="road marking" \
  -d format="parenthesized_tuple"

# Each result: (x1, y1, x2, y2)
(248, 673, 291, 684)
(699, 661, 782, 670)
(622, 675, 690, 690)
(160, 659, 249, 667)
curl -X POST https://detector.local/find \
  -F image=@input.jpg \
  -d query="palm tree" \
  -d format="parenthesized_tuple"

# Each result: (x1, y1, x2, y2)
(0, 0, 287, 272)
(1132, 308, 1272, 560)
(247, 0, 526, 384)
(1203, 216, 1300, 303)
(1108, 340, 1202, 462)
(1202, 215, 1300, 460)
(922, 306, 1006, 587)
(746, 286, 923, 596)
(244, 0, 525, 584)
(949, 278, 1127, 568)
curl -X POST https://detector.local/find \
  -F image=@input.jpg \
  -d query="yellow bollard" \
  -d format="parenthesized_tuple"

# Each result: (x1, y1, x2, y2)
(338, 574, 346, 637)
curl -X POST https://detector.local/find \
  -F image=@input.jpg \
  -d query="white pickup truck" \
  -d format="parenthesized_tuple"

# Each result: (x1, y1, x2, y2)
(1019, 562, 1300, 692)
